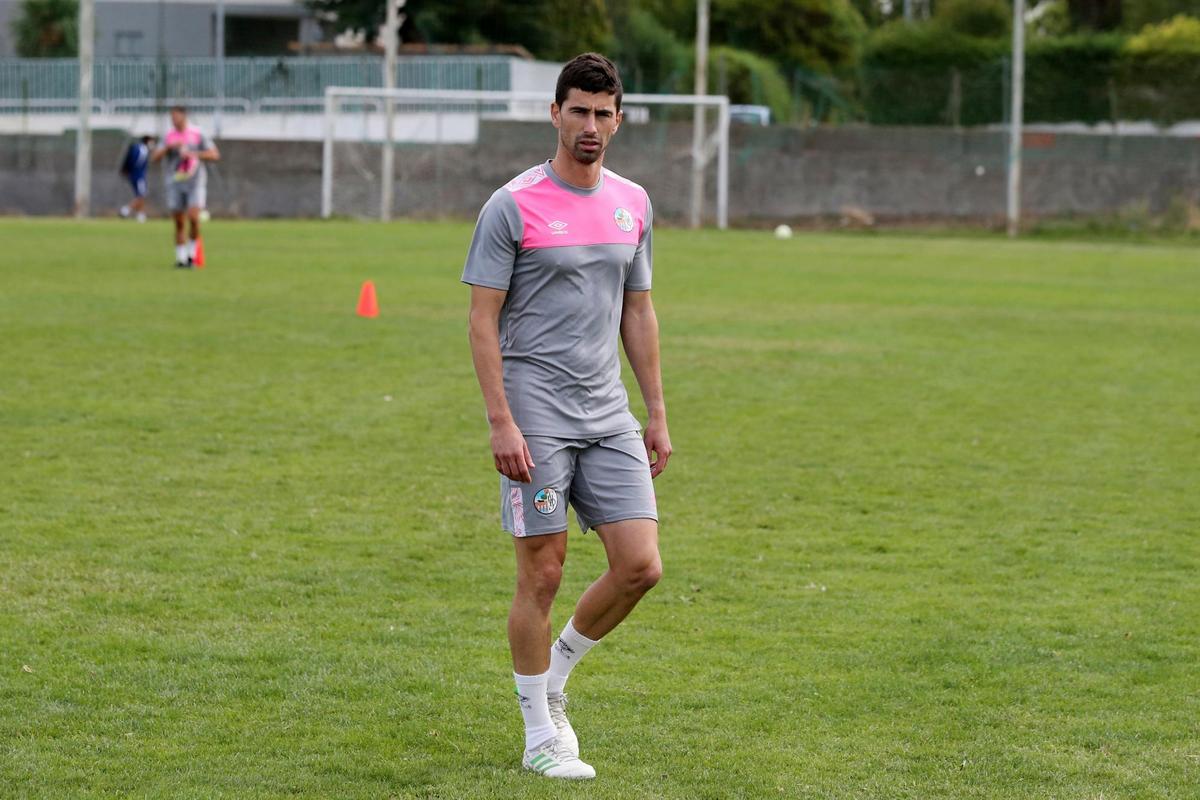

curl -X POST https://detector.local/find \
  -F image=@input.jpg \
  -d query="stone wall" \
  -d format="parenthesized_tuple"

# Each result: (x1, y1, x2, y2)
(3, 122, 1197, 224)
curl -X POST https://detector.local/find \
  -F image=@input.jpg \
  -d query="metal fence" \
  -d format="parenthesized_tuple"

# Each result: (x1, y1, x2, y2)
(0, 56, 515, 106)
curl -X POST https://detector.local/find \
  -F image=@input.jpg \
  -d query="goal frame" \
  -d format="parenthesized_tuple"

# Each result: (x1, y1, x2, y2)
(320, 86, 731, 228)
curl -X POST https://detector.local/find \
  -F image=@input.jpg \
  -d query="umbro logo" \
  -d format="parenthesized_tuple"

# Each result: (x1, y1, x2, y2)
(548, 220, 569, 236)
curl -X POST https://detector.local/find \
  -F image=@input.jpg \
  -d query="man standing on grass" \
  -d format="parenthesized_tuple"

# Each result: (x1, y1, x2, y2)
(463, 53, 672, 780)
(151, 106, 219, 269)
(118, 134, 156, 223)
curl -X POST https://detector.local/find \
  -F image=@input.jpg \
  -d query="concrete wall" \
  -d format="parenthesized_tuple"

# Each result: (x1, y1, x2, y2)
(3, 123, 1198, 223)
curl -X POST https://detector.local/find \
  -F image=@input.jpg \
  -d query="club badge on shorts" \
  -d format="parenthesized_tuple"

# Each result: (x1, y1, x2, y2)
(533, 487, 559, 515)
(613, 207, 634, 233)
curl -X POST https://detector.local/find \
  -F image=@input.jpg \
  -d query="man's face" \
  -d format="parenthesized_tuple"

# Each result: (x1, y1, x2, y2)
(551, 88, 622, 165)
(170, 109, 186, 130)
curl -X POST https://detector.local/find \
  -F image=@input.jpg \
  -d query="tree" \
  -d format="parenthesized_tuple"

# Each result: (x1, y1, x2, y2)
(1123, 1, 1200, 31)
(608, 6, 691, 93)
(711, 0, 867, 73)
(306, 0, 612, 60)
(11, 0, 77, 57)
(934, 0, 1011, 39)
(1067, 0, 1122, 31)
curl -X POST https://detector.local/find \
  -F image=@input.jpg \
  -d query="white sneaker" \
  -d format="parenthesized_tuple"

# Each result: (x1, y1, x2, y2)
(522, 736, 595, 780)
(546, 692, 579, 757)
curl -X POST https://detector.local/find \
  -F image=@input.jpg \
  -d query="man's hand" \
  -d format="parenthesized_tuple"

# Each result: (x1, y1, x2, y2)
(491, 420, 535, 483)
(644, 419, 672, 479)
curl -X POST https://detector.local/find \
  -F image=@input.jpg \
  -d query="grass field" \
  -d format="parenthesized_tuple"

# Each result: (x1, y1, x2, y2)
(2, 219, 1198, 799)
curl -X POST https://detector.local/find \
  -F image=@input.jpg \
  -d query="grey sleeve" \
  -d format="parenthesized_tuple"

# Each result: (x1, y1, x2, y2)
(461, 189, 522, 290)
(625, 195, 653, 291)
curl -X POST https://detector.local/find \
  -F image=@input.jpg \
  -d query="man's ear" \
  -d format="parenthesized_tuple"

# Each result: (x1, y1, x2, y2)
(614, 108, 623, 134)
(550, 102, 561, 130)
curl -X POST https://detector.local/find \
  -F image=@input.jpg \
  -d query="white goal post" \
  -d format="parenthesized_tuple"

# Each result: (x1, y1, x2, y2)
(320, 86, 731, 228)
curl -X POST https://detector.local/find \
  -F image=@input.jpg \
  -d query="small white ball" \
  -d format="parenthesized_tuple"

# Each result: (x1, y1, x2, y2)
(974, 165, 986, 177)
(199, 209, 211, 222)
(774, 224, 793, 240)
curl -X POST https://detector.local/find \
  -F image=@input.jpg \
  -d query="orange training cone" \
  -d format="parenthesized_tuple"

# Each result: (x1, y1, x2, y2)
(357, 280, 379, 318)
(193, 237, 205, 269)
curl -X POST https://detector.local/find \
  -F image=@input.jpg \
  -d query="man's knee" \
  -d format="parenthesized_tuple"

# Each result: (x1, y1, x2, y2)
(517, 555, 563, 609)
(616, 554, 662, 596)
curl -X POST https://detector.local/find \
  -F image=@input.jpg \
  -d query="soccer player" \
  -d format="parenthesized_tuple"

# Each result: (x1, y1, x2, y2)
(463, 53, 672, 780)
(151, 106, 219, 268)
(118, 135, 155, 222)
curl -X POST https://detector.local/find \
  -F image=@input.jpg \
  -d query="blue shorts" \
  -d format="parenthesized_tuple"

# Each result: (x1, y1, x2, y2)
(128, 174, 147, 198)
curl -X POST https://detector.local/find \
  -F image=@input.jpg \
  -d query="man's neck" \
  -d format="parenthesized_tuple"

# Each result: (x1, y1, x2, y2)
(549, 150, 602, 190)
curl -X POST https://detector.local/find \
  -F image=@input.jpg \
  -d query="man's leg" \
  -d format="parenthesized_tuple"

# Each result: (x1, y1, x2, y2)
(509, 530, 594, 778)
(510, 532, 567, 752)
(187, 207, 201, 263)
(510, 531, 567, 674)
(172, 211, 187, 265)
(571, 518, 661, 641)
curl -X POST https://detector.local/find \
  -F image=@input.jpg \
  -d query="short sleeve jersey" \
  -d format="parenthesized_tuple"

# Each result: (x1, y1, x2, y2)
(163, 125, 212, 185)
(123, 142, 150, 178)
(462, 160, 653, 438)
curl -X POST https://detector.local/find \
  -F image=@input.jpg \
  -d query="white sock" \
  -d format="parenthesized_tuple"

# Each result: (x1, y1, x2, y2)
(514, 671, 557, 751)
(546, 617, 598, 696)
(175, 244, 187, 263)
(136, 212, 146, 223)
(187, 239, 198, 259)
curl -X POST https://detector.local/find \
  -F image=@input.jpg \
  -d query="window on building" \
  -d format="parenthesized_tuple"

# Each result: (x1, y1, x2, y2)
(226, 16, 300, 56)
(114, 31, 144, 57)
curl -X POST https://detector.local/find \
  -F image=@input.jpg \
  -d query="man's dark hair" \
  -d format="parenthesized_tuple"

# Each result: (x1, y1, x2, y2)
(555, 53, 622, 111)
(141, 135, 156, 145)
(170, 104, 186, 113)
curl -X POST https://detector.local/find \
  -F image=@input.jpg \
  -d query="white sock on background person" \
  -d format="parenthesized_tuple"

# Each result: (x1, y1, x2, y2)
(188, 239, 198, 259)
(175, 244, 187, 263)
(514, 671, 557, 751)
(546, 617, 598, 696)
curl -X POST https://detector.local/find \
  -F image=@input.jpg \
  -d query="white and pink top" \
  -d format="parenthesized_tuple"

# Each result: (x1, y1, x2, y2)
(461, 161, 654, 439)
(163, 125, 211, 183)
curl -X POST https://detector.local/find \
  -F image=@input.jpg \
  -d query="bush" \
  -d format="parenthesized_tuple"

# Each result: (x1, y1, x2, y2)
(1126, 13, 1200, 60)
(934, 0, 1011, 39)
(1025, 34, 1125, 122)
(1120, 15, 1200, 122)
(863, 20, 1004, 69)
(860, 22, 1004, 124)
(706, 45, 794, 123)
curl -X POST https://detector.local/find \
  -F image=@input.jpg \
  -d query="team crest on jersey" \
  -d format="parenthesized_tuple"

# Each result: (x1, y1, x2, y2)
(613, 207, 635, 233)
(533, 487, 559, 515)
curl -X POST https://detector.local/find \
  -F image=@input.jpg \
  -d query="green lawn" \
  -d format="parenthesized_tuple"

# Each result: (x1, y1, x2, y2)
(1, 219, 1197, 799)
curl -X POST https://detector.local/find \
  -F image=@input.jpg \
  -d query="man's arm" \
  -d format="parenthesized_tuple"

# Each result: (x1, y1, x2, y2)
(149, 144, 167, 164)
(468, 284, 534, 483)
(621, 289, 671, 478)
(198, 140, 220, 162)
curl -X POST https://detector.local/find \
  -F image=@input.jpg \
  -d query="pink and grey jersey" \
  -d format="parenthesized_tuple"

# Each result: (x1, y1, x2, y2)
(162, 125, 211, 186)
(462, 161, 653, 439)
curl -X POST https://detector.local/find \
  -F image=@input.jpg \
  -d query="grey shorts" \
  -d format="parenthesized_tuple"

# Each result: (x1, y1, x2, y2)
(500, 431, 658, 537)
(166, 179, 206, 213)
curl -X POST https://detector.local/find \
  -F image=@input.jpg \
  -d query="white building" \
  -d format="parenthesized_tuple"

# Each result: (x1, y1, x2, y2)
(0, 0, 322, 58)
